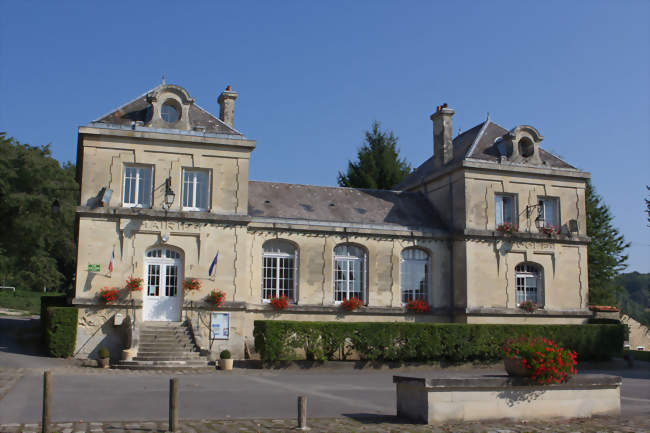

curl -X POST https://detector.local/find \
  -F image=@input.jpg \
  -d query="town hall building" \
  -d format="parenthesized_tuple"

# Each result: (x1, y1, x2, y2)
(72, 84, 591, 365)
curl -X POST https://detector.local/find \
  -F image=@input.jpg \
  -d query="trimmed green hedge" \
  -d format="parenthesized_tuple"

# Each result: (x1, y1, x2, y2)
(40, 295, 68, 332)
(253, 321, 625, 363)
(44, 306, 78, 357)
(625, 349, 650, 363)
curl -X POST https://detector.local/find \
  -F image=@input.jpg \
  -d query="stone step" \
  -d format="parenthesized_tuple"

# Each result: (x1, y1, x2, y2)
(139, 338, 193, 344)
(116, 360, 209, 369)
(134, 354, 201, 361)
(136, 349, 198, 356)
(138, 343, 196, 350)
(139, 331, 193, 337)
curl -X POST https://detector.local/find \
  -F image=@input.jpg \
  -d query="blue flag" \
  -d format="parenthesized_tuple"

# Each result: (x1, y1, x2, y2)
(208, 252, 218, 277)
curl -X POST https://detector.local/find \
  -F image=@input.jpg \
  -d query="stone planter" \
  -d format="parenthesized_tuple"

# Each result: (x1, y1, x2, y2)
(504, 357, 530, 377)
(219, 359, 233, 371)
(98, 357, 110, 369)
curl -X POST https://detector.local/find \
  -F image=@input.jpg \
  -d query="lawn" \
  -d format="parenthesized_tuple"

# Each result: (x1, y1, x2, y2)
(0, 289, 62, 315)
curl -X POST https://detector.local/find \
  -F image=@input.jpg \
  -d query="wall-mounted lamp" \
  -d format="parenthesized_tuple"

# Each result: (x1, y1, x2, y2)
(164, 177, 175, 208)
(522, 204, 544, 230)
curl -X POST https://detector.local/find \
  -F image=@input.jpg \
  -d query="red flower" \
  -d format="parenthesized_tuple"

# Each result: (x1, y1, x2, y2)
(183, 278, 202, 291)
(340, 297, 363, 311)
(207, 290, 226, 307)
(406, 299, 429, 313)
(125, 276, 143, 291)
(270, 295, 290, 310)
(99, 287, 119, 303)
(503, 335, 578, 385)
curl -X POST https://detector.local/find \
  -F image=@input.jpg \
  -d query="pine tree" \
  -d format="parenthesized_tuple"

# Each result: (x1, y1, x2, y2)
(337, 121, 411, 190)
(586, 180, 630, 305)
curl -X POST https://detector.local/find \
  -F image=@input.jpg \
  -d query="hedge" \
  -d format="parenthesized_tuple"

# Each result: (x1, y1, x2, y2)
(253, 321, 625, 363)
(625, 349, 650, 363)
(40, 295, 68, 333)
(44, 306, 78, 357)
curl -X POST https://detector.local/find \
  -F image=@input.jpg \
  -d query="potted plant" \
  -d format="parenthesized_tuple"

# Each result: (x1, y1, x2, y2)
(406, 299, 429, 313)
(207, 289, 226, 307)
(219, 349, 233, 370)
(518, 300, 537, 313)
(340, 297, 363, 312)
(502, 336, 578, 384)
(125, 276, 143, 291)
(183, 278, 202, 291)
(540, 224, 558, 236)
(97, 346, 110, 369)
(496, 222, 518, 234)
(99, 287, 119, 304)
(270, 295, 289, 310)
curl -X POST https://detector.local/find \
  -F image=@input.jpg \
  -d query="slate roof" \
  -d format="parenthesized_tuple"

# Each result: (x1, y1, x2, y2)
(248, 181, 445, 230)
(396, 119, 577, 190)
(93, 85, 241, 136)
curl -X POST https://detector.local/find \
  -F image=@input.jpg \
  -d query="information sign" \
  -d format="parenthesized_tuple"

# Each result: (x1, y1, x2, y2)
(210, 312, 230, 340)
(88, 264, 100, 272)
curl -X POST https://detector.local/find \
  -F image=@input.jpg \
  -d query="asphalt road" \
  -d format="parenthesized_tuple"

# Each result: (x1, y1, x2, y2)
(0, 315, 648, 424)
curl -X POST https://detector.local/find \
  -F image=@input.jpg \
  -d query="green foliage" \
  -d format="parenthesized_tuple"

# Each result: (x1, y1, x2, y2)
(44, 306, 78, 357)
(625, 349, 650, 363)
(337, 121, 411, 189)
(97, 346, 110, 359)
(616, 272, 650, 327)
(586, 180, 630, 305)
(0, 290, 59, 315)
(40, 295, 68, 334)
(220, 350, 231, 359)
(253, 321, 625, 363)
(0, 133, 78, 293)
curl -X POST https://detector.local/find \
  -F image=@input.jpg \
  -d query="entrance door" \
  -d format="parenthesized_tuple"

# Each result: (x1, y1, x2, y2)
(143, 248, 183, 321)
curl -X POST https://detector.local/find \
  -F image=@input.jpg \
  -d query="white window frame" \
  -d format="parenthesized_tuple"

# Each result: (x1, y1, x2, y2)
(400, 248, 430, 304)
(515, 263, 543, 307)
(182, 168, 210, 211)
(537, 197, 559, 229)
(333, 244, 367, 304)
(122, 164, 153, 208)
(495, 193, 517, 227)
(261, 241, 298, 302)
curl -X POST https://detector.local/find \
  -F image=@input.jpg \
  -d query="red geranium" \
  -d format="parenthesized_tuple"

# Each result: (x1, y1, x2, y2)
(407, 299, 429, 313)
(340, 297, 363, 311)
(270, 295, 289, 310)
(207, 290, 226, 307)
(99, 287, 119, 303)
(125, 276, 143, 291)
(503, 336, 578, 384)
(183, 278, 201, 291)
(496, 223, 518, 234)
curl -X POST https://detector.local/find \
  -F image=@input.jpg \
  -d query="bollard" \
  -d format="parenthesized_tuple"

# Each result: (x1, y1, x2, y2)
(42, 371, 51, 433)
(169, 378, 178, 432)
(297, 395, 309, 430)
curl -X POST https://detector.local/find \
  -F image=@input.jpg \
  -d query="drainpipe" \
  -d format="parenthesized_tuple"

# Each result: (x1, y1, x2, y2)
(448, 174, 456, 322)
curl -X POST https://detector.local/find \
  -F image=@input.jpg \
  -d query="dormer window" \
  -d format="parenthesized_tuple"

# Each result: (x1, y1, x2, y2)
(161, 101, 180, 123)
(518, 137, 534, 158)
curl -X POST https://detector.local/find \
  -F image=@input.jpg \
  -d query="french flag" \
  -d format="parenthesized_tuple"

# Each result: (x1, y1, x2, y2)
(209, 252, 218, 277)
(108, 250, 115, 273)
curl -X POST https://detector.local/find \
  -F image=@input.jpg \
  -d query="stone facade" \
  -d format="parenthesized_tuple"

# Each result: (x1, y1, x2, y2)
(72, 84, 592, 359)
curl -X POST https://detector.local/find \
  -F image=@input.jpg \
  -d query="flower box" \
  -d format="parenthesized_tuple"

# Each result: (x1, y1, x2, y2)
(406, 299, 429, 313)
(270, 295, 289, 310)
(496, 223, 518, 234)
(517, 301, 537, 313)
(99, 287, 119, 304)
(125, 276, 143, 291)
(207, 290, 226, 307)
(340, 297, 363, 311)
(183, 278, 201, 291)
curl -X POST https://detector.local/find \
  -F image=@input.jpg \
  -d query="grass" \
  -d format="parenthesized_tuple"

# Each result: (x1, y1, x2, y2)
(0, 289, 62, 315)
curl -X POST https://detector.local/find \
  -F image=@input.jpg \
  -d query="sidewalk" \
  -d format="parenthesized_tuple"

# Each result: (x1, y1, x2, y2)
(1, 415, 649, 433)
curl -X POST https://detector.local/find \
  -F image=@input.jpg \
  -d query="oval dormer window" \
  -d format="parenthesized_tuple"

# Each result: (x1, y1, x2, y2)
(518, 136, 535, 158)
(161, 101, 180, 124)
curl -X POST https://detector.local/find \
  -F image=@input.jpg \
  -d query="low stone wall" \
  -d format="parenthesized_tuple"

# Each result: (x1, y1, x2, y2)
(393, 374, 621, 423)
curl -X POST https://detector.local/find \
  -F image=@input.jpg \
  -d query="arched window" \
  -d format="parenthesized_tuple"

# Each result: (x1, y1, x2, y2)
(515, 263, 543, 306)
(400, 248, 430, 303)
(333, 244, 367, 303)
(262, 240, 297, 302)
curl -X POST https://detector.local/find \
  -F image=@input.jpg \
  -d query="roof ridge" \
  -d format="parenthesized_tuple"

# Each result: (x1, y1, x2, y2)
(464, 115, 490, 158)
(92, 84, 162, 123)
(249, 180, 411, 194)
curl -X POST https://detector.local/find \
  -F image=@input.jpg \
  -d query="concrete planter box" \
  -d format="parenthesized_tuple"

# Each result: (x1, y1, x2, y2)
(219, 359, 233, 370)
(394, 374, 621, 424)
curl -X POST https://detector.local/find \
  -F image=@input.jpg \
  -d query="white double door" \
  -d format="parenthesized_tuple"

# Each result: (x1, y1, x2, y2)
(143, 255, 182, 321)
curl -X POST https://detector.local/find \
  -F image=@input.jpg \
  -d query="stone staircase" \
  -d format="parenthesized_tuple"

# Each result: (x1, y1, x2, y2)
(116, 321, 209, 370)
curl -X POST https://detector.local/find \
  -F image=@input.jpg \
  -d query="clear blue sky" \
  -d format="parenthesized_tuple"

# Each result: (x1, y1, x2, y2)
(1, 1, 648, 272)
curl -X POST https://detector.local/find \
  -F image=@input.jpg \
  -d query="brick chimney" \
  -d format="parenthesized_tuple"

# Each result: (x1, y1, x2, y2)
(218, 85, 238, 128)
(430, 104, 455, 165)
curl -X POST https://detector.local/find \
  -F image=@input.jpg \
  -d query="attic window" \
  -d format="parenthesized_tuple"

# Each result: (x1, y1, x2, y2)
(518, 137, 534, 158)
(161, 101, 180, 123)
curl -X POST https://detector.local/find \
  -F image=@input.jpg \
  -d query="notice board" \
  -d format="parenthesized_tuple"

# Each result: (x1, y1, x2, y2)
(210, 312, 230, 340)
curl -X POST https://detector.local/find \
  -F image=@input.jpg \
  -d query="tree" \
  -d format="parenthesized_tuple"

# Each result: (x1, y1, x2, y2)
(586, 180, 630, 305)
(337, 121, 411, 190)
(0, 133, 78, 292)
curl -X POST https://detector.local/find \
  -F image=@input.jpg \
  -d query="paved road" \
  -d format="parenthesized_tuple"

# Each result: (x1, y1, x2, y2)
(1, 315, 648, 425)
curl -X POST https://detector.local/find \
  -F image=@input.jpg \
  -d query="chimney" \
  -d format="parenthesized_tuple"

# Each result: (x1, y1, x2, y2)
(218, 85, 238, 128)
(430, 104, 455, 165)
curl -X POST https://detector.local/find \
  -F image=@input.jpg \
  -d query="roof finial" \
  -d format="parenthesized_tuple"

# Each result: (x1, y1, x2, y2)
(486, 112, 490, 121)
(162, 74, 166, 85)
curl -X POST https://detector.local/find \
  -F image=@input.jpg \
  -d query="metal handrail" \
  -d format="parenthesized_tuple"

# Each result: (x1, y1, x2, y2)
(0, 286, 16, 296)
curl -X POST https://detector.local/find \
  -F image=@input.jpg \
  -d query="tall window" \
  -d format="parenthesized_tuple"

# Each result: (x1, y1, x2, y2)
(333, 244, 366, 303)
(495, 194, 516, 226)
(515, 263, 542, 306)
(262, 240, 297, 301)
(538, 197, 559, 229)
(123, 165, 152, 208)
(400, 248, 430, 303)
(182, 169, 209, 211)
